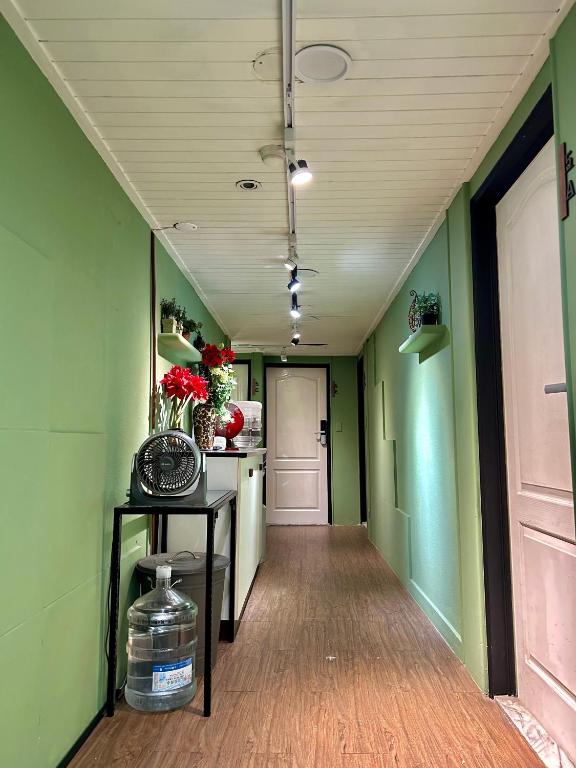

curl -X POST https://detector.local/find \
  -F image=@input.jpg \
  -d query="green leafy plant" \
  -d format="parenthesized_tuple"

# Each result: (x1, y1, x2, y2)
(414, 291, 441, 320)
(173, 305, 187, 326)
(160, 297, 177, 319)
(183, 318, 199, 334)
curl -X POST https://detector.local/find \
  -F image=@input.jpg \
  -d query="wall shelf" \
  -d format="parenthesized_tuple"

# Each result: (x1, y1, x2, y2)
(399, 325, 447, 354)
(158, 333, 201, 364)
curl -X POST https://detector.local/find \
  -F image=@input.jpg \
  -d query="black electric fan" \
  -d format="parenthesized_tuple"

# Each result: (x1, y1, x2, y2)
(129, 430, 207, 505)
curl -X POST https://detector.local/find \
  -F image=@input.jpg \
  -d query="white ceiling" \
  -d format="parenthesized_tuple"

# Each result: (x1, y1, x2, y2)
(2, 0, 570, 354)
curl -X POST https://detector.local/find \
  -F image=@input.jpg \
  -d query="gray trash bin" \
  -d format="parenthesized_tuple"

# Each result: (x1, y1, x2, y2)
(135, 550, 229, 670)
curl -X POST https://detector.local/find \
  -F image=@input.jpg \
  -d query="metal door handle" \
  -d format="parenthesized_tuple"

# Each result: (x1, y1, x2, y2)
(544, 382, 567, 394)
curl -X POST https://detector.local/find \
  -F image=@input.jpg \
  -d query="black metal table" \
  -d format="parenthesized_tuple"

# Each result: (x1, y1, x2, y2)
(106, 490, 237, 717)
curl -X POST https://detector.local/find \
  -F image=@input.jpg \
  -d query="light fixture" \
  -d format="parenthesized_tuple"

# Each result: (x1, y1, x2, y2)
(291, 324, 301, 340)
(290, 294, 301, 319)
(295, 45, 352, 84)
(291, 335, 300, 347)
(287, 266, 301, 293)
(280, 351, 288, 362)
(289, 159, 313, 186)
(284, 258, 297, 271)
(235, 179, 262, 191)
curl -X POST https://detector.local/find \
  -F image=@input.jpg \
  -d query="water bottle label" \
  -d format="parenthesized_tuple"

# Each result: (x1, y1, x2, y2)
(152, 658, 193, 692)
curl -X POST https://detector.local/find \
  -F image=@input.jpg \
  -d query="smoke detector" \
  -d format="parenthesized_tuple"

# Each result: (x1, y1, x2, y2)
(259, 144, 286, 167)
(295, 45, 352, 84)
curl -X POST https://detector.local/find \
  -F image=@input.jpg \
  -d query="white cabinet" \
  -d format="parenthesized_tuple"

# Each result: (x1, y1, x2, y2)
(166, 451, 265, 624)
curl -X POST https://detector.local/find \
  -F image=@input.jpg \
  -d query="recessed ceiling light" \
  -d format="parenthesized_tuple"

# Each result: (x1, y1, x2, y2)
(236, 179, 262, 191)
(173, 221, 198, 231)
(295, 45, 352, 84)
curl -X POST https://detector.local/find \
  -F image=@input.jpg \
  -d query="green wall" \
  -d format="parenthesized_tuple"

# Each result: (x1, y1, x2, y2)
(363, 223, 470, 665)
(364, 8, 576, 693)
(263, 356, 361, 526)
(0, 16, 223, 768)
(155, 248, 227, 348)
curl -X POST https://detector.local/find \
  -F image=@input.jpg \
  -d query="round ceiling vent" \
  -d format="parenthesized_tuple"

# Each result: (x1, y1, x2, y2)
(236, 179, 262, 191)
(295, 45, 352, 84)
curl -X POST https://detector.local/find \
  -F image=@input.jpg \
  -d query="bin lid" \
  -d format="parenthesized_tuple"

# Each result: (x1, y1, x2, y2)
(136, 550, 229, 576)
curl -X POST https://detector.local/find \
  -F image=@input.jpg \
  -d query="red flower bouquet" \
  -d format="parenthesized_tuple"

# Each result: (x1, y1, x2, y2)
(158, 365, 208, 429)
(199, 344, 237, 421)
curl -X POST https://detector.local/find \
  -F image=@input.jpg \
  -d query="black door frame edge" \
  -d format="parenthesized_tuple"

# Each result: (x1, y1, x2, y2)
(356, 356, 368, 524)
(264, 363, 333, 525)
(470, 85, 553, 697)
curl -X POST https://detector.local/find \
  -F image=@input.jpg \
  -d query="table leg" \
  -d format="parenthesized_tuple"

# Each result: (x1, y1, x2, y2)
(228, 498, 237, 642)
(106, 509, 123, 716)
(160, 512, 168, 551)
(204, 509, 214, 716)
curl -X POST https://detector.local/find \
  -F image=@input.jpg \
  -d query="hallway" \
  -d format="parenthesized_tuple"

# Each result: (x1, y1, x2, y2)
(72, 527, 541, 768)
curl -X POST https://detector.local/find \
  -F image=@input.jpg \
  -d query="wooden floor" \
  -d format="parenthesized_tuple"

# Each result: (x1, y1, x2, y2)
(72, 526, 542, 768)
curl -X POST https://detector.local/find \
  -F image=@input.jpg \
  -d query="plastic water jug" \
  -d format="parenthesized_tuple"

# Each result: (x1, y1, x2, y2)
(125, 565, 198, 711)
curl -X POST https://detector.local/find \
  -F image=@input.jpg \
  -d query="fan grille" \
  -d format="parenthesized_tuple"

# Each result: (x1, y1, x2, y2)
(136, 431, 200, 496)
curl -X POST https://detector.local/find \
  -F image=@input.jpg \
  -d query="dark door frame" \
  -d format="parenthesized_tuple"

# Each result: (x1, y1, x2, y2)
(357, 356, 368, 523)
(470, 85, 554, 697)
(264, 363, 333, 525)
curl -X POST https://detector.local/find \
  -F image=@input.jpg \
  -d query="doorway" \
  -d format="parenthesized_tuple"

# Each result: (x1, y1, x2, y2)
(471, 86, 576, 760)
(496, 137, 575, 756)
(265, 365, 331, 525)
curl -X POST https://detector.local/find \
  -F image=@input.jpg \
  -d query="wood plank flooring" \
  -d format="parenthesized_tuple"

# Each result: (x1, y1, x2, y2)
(71, 526, 542, 768)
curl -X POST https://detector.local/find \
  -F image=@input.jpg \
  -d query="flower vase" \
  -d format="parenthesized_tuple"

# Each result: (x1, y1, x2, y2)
(194, 403, 217, 450)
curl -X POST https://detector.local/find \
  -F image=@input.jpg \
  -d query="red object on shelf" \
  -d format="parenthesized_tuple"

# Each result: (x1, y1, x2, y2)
(215, 403, 244, 449)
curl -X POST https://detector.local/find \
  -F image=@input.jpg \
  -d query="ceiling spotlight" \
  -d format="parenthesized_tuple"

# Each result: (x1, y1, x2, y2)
(287, 267, 301, 293)
(291, 336, 300, 347)
(280, 351, 288, 362)
(284, 257, 297, 271)
(289, 159, 313, 186)
(290, 294, 301, 319)
(291, 325, 301, 339)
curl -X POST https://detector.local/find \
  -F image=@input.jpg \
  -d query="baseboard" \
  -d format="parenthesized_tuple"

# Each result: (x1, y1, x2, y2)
(409, 578, 462, 653)
(219, 564, 260, 641)
(56, 706, 105, 768)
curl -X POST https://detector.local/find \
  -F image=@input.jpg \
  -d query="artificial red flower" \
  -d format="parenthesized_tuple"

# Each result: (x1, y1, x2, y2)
(160, 365, 208, 402)
(221, 347, 236, 364)
(201, 344, 224, 368)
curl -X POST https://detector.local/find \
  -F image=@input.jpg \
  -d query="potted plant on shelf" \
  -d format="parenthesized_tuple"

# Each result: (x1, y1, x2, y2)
(174, 305, 186, 335)
(156, 364, 209, 431)
(192, 322, 205, 351)
(193, 344, 237, 450)
(182, 318, 199, 341)
(414, 292, 441, 326)
(160, 297, 178, 334)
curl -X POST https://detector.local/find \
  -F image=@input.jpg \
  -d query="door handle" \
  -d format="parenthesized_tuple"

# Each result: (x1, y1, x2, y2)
(315, 419, 328, 447)
(544, 382, 567, 394)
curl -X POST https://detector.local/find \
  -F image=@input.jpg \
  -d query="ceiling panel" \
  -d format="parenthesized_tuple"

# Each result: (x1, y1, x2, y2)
(4, 0, 564, 354)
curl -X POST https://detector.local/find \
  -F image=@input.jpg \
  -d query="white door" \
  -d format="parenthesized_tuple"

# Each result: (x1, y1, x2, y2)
(266, 367, 329, 525)
(497, 137, 576, 759)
